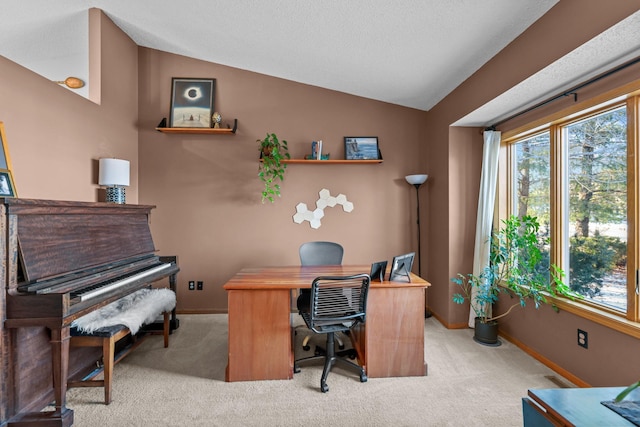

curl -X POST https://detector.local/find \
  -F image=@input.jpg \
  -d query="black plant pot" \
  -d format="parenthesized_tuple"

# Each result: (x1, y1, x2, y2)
(473, 317, 501, 347)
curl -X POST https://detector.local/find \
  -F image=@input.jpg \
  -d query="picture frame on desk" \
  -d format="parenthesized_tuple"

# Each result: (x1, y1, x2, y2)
(169, 78, 215, 128)
(344, 136, 380, 160)
(369, 261, 387, 282)
(389, 252, 415, 282)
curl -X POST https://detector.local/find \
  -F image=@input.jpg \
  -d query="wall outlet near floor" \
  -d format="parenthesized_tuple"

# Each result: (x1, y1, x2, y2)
(577, 329, 588, 349)
(197, 280, 203, 290)
(188, 280, 195, 290)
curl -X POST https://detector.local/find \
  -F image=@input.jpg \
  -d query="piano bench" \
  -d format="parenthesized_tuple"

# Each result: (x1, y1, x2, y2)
(68, 311, 171, 405)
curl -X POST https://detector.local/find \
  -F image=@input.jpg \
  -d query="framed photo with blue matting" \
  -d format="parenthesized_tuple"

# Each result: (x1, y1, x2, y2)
(344, 136, 380, 160)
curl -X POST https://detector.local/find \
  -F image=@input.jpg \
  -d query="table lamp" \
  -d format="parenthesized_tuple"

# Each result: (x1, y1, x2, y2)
(99, 158, 130, 204)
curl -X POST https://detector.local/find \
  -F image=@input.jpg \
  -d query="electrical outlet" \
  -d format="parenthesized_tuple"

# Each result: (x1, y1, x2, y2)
(188, 280, 195, 290)
(197, 280, 203, 290)
(577, 329, 588, 349)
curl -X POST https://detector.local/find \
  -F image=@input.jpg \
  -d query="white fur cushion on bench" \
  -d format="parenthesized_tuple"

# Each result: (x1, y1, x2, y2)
(71, 288, 176, 335)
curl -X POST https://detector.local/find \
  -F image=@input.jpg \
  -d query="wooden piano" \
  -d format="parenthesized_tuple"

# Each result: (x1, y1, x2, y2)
(0, 199, 179, 426)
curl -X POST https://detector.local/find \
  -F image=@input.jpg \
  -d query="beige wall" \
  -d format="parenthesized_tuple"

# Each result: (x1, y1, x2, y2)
(427, 0, 640, 386)
(0, 9, 138, 203)
(137, 48, 428, 312)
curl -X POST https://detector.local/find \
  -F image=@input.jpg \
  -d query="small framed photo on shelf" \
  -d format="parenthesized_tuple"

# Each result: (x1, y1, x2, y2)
(169, 78, 215, 128)
(344, 136, 380, 160)
(389, 252, 415, 282)
(0, 169, 16, 197)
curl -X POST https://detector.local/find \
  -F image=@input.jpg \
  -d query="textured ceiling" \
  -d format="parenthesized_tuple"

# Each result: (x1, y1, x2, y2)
(2, 1, 639, 127)
(456, 9, 640, 127)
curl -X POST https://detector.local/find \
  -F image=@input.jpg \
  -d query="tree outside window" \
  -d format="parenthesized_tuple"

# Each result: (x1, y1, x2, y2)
(565, 106, 627, 311)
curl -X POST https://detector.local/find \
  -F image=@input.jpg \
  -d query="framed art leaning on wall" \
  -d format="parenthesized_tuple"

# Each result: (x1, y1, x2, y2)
(169, 78, 216, 128)
(0, 122, 17, 197)
(344, 136, 380, 160)
(0, 170, 16, 197)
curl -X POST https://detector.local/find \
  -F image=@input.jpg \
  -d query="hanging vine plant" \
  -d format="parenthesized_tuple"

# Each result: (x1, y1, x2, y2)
(257, 133, 290, 203)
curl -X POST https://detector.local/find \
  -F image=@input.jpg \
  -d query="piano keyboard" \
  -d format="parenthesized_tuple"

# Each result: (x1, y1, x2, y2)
(76, 263, 173, 301)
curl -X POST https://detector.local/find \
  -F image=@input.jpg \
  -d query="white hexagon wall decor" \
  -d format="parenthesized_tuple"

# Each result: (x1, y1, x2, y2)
(292, 188, 353, 229)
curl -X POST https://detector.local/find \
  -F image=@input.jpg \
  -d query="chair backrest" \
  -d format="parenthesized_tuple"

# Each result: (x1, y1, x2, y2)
(299, 241, 344, 266)
(307, 274, 370, 334)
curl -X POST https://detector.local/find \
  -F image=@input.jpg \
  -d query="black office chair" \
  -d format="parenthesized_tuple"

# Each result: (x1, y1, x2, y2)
(296, 241, 344, 351)
(294, 274, 370, 392)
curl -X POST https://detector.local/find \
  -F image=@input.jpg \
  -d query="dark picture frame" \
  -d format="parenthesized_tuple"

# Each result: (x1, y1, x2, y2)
(0, 169, 16, 197)
(344, 136, 380, 160)
(0, 122, 13, 171)
(369, 261, 388, 282)
(169, 78, 215, 128)
(0, 123, 17, 197)
(389, 252, 415, 282)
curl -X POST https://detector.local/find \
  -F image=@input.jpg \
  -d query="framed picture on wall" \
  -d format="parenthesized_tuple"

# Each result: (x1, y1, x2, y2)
(169, 78, 216, 128)
(344, 136, 380, 160)
(0, 169, 16, 197)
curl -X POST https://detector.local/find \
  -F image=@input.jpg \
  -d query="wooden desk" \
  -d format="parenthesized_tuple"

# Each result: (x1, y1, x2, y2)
(523, 387, 640, 426)
(223, 265, 430, 382)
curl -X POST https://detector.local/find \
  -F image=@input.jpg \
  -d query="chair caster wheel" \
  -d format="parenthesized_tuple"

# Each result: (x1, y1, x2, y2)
(294, 365, 300, 374)
(360, 373, 368, 382)
(338, 344, 345, 350)
(348, 351, 356, 360)
(302, 345, 310, 351)
(321, 383, 329, 393)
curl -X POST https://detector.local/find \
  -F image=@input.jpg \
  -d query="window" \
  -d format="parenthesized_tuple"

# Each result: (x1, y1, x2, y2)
(513, 132, 552, 274)
(505, 93, 639, 328)
(564, 107, 628, 311)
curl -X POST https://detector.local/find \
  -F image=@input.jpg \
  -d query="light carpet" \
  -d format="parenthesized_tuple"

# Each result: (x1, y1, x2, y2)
(66, 314, 571, 426)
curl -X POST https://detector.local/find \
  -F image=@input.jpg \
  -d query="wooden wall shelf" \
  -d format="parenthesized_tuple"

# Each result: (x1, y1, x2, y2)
(281, 159, 383, 164)
(156, 118, 238, 134)
(260, 149, 383, 164)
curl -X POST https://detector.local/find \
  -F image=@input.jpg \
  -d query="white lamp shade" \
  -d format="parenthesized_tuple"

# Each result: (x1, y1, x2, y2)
(405, 174, 428, 185)
(99, 158, 130, 186)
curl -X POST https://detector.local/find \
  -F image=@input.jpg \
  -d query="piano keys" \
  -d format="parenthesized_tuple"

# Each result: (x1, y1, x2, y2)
(0, 199, 179, 426)
(76, 262, 173, 302)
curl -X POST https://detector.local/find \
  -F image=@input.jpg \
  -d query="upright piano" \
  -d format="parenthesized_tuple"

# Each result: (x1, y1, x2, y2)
(0, 199, 179, 426)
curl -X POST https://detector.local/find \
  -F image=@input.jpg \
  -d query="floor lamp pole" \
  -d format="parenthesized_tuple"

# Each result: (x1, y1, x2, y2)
(413, 184, 422, 278)
(405, 174, 429, 318)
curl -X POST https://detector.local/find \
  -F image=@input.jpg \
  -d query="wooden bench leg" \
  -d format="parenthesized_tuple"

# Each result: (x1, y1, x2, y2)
(69, 311, 171, 404)
(102, 335, 116, 404)
(69, 327, 130, 405)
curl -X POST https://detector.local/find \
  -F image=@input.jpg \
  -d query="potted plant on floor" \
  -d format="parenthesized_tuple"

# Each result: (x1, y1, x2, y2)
(258, 132, 290, 203)
(452, 215, 577, 345)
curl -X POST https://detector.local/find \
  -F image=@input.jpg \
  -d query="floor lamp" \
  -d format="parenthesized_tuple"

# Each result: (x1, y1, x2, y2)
(405, 174, 430, 317)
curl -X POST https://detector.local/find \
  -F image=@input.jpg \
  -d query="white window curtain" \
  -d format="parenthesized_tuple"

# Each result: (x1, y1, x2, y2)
(469, 130, 501, 327)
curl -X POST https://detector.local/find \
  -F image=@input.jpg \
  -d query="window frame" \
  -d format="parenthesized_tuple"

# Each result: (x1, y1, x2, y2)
(501, 86, 640, 339)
